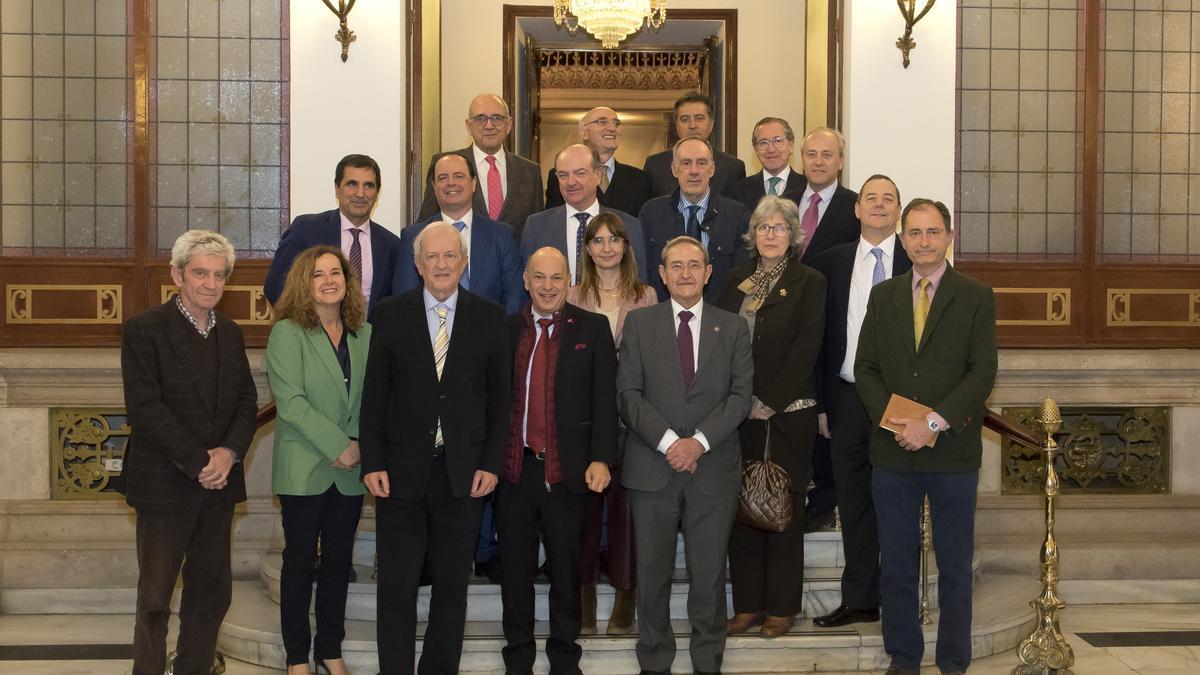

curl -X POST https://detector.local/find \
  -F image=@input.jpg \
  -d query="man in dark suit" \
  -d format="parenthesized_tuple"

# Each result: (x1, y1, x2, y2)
(120, 230, 258, 675)
(264, 154, 401, 320)
(395, 152, 525, 313)
(792, 127, 863, 531)
(734, 116, 805, 212)
(521, 144, 650, 283)
(546, 106, 654, 218)
(617, 236, 753, 675)
(497, 247, 617, 675)
(418, 93, 544, 240)
(643, 91, 746, 199)
(639, 138, 750, 303)
(360, 222, 512, 675)
(809, 175, 912, 630)
(854, 199, 997, 675)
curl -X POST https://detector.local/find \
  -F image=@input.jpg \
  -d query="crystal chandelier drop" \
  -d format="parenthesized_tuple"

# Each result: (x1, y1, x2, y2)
(553, 0, 667, 49)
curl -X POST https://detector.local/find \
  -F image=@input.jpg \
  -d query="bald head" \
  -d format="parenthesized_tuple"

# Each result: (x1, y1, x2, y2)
(524, 247, 569, 315)
(465, 93, 512, 154)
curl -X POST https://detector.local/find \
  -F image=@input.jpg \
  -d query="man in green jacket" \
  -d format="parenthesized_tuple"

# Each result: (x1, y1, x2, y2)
(854, 198, 997, 675)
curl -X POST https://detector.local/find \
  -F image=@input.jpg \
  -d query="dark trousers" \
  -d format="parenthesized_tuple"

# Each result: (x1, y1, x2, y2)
(806, 434, 837, 513)
(496, 454, 587, 674)
(579, 430, 636, 589)
(830, 379, 881, 610)
(278, 485, 364, 665)
(475, 494, 499, 563)
(728, 415, 812, 617)
(375, 456, 483, 675)
(132, 498, 233, 675)
(873, 468, 978, 673)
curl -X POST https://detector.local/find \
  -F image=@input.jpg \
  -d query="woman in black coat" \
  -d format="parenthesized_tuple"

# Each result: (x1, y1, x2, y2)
(716, 194, 827, 638)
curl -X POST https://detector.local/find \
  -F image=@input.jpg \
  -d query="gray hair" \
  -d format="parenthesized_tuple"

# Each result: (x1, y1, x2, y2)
(413, 221, 468, 258)
(751, 117, 795, 144)
(800, 126, 847, 156)
(577, 106, 616, 132)
(660, 235, 711, 266)
(743, 195, 804, 257)
(170, 229, 235, 274)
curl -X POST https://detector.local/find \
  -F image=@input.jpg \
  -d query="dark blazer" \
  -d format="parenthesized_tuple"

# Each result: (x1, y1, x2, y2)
(809, 237, 912, 415)
(263, 209, 402, 320)
(638, 190, 751, 303)
(787, 182, 862, 263)
(545, 159, 654, 218)
(359, 288, 512, 500)
(854, 264, 998, 473)
(120, 302, 258, 511)
(616, 301, 754, 496)
(643, 148, 746, 200)
(715, 260, 826, 480)
(733, 168, 806, 213)
(507, 303, 618, 494)
(417, 146, 544, 240)
(393, 212, 526, 313)
(520, 205, 651, 284)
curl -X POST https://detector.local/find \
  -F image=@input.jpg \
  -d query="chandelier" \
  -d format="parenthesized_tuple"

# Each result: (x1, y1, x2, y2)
(553, 0, 667, 49)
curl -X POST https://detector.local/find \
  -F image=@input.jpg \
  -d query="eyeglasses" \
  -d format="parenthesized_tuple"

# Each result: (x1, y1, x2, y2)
(587, 235, 625, 248)
(584, 117, 622, 128)
(468, 113, 511, 126)
(754, 223, 790, 237)
(754, 136, 791, 151)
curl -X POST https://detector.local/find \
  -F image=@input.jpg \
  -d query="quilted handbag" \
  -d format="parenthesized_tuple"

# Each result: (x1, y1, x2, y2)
(736, 422, 794, 533)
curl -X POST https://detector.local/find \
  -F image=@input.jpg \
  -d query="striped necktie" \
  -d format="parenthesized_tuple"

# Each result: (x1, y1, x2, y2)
(433, 305, 449, 446)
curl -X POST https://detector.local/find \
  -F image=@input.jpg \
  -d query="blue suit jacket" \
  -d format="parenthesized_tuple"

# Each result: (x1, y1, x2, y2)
(392, 212, 526, 313)
(519, 205, 650, 283)
(264, 209, 401, 320)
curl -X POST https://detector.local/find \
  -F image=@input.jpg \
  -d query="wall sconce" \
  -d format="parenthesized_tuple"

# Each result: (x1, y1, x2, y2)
(896, 0, 935, 69)
(322, 0, 357, 62)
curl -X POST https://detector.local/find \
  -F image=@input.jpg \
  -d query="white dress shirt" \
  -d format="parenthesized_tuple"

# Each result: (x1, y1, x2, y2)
(798, 179, 839, 225)
(655, 298, 711, 454)
(762, 165, 792, 194)
(473, 144, 508, 214)
(840, 233, 897, 381)
(521, 308, 556, 447)
(340, 212, 374, 308)
(564, 199, 601, 283)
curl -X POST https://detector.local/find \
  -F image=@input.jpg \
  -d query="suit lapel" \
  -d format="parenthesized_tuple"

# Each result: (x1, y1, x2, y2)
(917, 265, 957, 354)
(653, 303, 687, 390)
(442, 289, 473, 382)
(164, 304, 216, 414)
(758, 260, 803, 310)
(347, 328, 367, 413)
(892, 270, 918, 358)
(321, 210, 341, 246)
(695, 304, 718, 377)
(367, 221, 388, 307)
(893, 237, 913, 275)
(306, 326, 351, 406)
(406, 293, 438, 381)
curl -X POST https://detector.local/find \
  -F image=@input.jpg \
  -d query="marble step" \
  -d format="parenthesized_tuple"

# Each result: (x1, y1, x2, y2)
(219, 574, 1038, 673)
(259, 553, 980, 620)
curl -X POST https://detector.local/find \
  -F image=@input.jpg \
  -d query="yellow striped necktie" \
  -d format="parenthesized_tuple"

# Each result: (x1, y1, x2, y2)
(914, 278, 931, 349)
(433, 305, 449, 446)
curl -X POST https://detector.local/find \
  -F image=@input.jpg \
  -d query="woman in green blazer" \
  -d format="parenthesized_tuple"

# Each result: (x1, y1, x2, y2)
(267, 245, 370, 675)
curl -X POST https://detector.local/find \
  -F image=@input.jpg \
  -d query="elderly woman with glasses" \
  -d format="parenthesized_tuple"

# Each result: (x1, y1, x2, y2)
(566, 212, 657, 635)
(715, 195, 827, 639)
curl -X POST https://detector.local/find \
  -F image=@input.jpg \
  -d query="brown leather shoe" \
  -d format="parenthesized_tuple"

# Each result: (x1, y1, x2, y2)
(726, 611, 766, 634)
(607, 587, 636, 634)
(760, 614, 795, 638)
(580, 582, 598, 635)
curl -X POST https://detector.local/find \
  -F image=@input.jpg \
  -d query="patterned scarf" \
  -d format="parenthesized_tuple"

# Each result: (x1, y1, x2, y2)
(737, 256, 789, 314)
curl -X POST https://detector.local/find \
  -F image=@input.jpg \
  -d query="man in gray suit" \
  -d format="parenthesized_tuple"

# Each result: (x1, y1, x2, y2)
(418, 93, 544, 240)
(616, 236, 754, 675)
(520, 143, 650, 283)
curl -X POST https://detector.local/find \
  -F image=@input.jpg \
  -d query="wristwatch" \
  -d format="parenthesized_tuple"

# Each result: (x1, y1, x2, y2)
(927, 416, 942, 432)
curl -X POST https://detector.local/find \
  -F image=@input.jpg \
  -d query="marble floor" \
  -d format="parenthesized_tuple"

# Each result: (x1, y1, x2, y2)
(0, 604, 1197, 674)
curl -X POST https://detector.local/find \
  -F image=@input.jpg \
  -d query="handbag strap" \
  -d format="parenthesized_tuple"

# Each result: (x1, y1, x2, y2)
(762, 420, 772, 463)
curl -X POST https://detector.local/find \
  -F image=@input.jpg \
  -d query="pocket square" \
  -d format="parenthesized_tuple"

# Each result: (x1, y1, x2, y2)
(574, 343, 588, 350)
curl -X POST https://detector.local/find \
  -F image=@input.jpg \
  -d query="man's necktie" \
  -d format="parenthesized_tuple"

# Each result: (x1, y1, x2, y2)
(574, 212, 590, 284)
(600, 166, 610, 193)
(485, 155, 503, 221)
(677, 310, 695, 389)
(525, 318, 553, 451)
(870, 247, 886, 287)
(433, 305, 449, 446)
(686, 204, 701, 240)
(767, 176, 782, 196)
(914, 278, 931, 349)
(800, 193, 822, 255)
(453, 220, 469, 290)
(348, 228, 363, 283)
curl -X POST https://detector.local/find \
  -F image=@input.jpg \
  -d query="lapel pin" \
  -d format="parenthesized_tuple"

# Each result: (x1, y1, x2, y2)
(779, 288, 788, 297)
(713, 325, 720, 333)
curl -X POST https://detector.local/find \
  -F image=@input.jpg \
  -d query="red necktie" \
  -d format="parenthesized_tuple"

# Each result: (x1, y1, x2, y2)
(485, 155, 504, 221)
(677, 310, 695, 389)
(525, 318, 553, 451)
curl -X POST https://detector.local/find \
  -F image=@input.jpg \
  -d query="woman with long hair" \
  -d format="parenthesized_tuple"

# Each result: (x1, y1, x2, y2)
(267, 245, 371, 675)
(567, 212, 657, 634)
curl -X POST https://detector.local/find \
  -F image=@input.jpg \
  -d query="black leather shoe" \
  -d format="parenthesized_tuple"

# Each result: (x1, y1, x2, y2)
(812, 604, 879, 627)
(884, 666, 920, 675)
(638, 670, 671, 675)
(474, 556, 503, 583)
(804, 507, 836, 533)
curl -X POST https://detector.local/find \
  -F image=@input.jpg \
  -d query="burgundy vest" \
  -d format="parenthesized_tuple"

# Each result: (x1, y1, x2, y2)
(504, 312, 563, 485)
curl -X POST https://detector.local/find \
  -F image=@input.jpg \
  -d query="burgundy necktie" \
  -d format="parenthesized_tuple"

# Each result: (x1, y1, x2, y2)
(800, 193, 821, 254)
(348, 228, 363, 282)
(485, 155, 504, 221)
(525, 318, 553, 451)
(677, 310, 695, 389)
